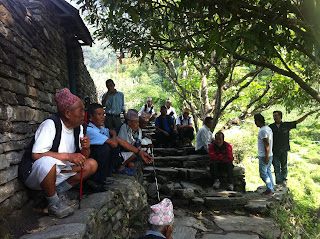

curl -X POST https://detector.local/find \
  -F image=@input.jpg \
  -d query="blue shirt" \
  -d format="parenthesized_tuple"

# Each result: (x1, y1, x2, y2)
(155, 116, 174, 133)
(86, 122, 110, 145)
(101, 91, 126, 115)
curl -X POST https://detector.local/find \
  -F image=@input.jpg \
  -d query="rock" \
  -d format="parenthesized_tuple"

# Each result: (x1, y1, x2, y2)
(192, 197, 204, 206)
(180, 181, 203, 193)
(213, 215, 281, 239)
(147, 182, 161, 198)
(160, 182, 175, 195)
(19, 223, 86, 239)
(175, 188, 195, 199)
(204, 196, 247, 208)
(244, 198, 271, 214)
(201, 233, 259, 239)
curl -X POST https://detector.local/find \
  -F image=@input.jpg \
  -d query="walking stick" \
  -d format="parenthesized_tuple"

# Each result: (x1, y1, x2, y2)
(151, 146, 161, 202)
(79, 96, 90, 209)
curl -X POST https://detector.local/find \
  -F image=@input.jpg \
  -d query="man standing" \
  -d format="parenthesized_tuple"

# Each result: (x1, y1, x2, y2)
(154, 106, 178, 147)
(137, 198, 174, 239)
(269, 110, 315, 186)
(209, 131, 234, 191)
(101, 79, 126, 130)
(24, 88, 98, 218)
(176, 108, 194, 146)
(195, 117, 214, 154)
(139, 97, 157, 121)
(254, 113, 274, 196)
(165, 98, 177, 119)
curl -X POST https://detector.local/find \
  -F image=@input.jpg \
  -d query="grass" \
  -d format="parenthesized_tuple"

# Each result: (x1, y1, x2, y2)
(224, 107, 320, 238)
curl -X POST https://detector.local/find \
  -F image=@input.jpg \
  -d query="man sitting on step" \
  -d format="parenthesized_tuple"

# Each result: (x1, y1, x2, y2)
(24, 88, 98, 218)
(139, 97, 157, 121)
(118, 109, 153, 171)
(208, 131, 235, 191)
(87, 105, 152, 177)
(195, 117, 214, 154)
(176, 108, 194, 146)
(154, 106, 178, 147)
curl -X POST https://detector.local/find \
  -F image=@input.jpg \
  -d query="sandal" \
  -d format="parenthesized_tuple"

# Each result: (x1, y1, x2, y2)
(117, 168, 136, 176)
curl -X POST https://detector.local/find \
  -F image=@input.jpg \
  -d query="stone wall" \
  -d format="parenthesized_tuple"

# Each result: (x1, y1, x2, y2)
(0, 0, 96, 216)
(20, 176, 149, 239)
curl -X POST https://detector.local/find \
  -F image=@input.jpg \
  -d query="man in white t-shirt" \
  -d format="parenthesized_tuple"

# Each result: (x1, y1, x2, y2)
(165, 98, 177, 119)
(254, 113, 275, 196)
(138, 97, 157, 121)
(195, 117, 214, 154)
(25, 88, 98, 218)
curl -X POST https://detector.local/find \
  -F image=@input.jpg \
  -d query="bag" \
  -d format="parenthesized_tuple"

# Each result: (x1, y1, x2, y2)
(18, 115, 80, 183)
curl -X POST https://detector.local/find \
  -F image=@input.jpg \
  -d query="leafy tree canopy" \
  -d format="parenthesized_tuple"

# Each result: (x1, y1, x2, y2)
(77, 0, 320, 104)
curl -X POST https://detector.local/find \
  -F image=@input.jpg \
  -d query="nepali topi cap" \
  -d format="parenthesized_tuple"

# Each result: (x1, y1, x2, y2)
(126, 109, 139, 121)
(140, 111, 151, 121)
(55, 88, 80, 112)
(148, 198, 174, 225)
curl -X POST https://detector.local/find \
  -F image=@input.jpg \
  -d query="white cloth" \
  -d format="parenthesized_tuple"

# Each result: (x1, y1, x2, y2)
(176, 116, 193, 126)
(257, 126, 273, 157)
(166, 106, 177, 119)
(195, 125, 213, 151)
(138, 105, 155, 116)
(25, 119, 83, 190)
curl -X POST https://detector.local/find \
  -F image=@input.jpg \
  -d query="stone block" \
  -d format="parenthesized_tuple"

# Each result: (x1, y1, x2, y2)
(0, 154, 9, 170)
(0, 64, 19, 79)
(19, 223, 87, 239)
(204, 196, 247, 208)
(0, 77, 10, 90)
(0, 179, 21, 203)
(175, 188, 195, 199)
(10, 106, 35, 121)
(0, 5, 15, 27)
(0, 105, 8, 120)
(0, 133, 10, 143)
(0, 165, 18, 185)
(0, 90, 18, 105)
(0, 144, 3, 154)
(11, 122, 33, 134)
(0, 189, 28, 217)
(0, 121, 12, 133)
(3, 138, 28, 152)
(5, 150, 23, 165)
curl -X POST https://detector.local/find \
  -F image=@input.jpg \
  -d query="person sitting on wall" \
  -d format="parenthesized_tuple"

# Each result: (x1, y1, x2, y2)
(154, 106, 178, 147)
(87, 105, 153, 177)
(176, 108, 194, 146)
(165, 98, 177, 119)
(139, 97, 157, 121)
(208, 131, 235, 191)
(118, 109, 153, 171)
(195, 117, 214, 154)
(137, 198, 175, 239)
(24, 88, 98, 218)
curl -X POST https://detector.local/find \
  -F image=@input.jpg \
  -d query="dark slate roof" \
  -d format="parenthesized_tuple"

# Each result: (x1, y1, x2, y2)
(51, 0, 92, 46)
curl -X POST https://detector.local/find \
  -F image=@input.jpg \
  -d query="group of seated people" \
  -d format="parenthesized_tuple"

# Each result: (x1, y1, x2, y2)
(20, 87, 234, 220)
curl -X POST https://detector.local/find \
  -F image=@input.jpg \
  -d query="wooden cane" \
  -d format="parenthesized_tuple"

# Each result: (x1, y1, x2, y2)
(79, 96, 90, 209)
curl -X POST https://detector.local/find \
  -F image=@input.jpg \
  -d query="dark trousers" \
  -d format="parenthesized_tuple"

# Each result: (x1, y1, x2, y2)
(154, 130, 177, 147)
(196, 146, 208, 155)
(210, 161, 234, 184)
(178, 127, 194, 142)
(104, 116, 122, 130)
(89, 144, 122, 183)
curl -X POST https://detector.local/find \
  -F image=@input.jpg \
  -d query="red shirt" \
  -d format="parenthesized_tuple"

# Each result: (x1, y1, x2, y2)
(209, 141, 234, 163)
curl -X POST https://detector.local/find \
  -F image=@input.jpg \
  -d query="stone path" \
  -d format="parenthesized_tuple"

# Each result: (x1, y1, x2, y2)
(142, 145, 289, 239)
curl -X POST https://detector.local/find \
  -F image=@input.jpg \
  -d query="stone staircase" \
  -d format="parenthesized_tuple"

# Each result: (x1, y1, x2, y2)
(142, 146, 289, 215)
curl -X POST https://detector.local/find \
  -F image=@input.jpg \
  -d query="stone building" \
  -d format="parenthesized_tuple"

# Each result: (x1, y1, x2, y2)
(0, 0, 96, 217)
